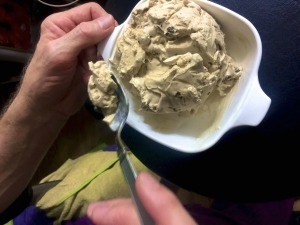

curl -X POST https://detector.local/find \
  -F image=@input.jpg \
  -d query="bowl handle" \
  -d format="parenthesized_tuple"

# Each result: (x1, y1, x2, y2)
(233, 75, 271, 127)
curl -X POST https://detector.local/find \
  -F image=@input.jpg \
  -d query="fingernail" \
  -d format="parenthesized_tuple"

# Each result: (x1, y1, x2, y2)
(97, 14, 114, 30)
(138, 172, 160, 190)
(87, 202, 111, 218)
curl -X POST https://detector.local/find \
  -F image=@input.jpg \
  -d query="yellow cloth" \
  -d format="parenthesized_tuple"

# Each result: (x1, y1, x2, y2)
(35, 150, 149, 224)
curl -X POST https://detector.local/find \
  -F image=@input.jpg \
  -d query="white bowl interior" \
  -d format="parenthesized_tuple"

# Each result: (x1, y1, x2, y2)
(117, 0, 263, 153)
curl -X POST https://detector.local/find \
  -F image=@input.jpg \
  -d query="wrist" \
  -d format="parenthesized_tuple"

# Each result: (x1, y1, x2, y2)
(3, 93, 68, 128)
(0, 91, 68, 212)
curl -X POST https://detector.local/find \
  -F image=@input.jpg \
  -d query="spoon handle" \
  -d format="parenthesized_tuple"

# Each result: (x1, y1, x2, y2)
(117, 141, 155, 225)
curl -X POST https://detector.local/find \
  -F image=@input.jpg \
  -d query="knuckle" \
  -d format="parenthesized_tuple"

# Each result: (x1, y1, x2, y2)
(76, 22, 94, 39)
(40, 15, 54, 32)
(88, 2, 101, 9)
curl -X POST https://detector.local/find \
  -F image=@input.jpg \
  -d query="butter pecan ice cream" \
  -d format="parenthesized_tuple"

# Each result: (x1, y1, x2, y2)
(110, 0, 242, 114)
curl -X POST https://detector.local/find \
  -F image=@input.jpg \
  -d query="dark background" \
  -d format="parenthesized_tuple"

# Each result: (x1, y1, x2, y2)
(105, 0, 300, 202)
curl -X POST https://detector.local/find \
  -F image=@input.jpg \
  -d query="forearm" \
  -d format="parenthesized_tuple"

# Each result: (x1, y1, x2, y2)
(0, 94, 67, 212)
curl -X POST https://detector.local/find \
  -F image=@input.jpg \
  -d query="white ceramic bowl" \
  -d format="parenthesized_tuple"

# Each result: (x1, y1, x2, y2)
(98, 0, 271, 153)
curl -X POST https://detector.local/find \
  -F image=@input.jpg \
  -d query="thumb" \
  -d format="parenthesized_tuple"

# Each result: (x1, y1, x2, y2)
(61, 14, 115, 56)
(136, 172, 197, 225)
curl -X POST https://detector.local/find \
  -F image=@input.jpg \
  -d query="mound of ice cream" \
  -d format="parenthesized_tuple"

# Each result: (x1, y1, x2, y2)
(87, 0, 242, 122)
(110, 0, 242, 114)
(87, 61, 117, 123)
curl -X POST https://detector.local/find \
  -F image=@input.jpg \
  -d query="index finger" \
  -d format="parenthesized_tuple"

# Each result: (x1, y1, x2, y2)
(48, 2, 109, 32)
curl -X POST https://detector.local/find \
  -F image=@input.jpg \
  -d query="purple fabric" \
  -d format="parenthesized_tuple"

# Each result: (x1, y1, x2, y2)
(12, 206, 93, 225)
(103, 144, 117, 151)
(9, 198, 294, 225)
(13, 205, 53, 225)
(185, 198, 294, 225)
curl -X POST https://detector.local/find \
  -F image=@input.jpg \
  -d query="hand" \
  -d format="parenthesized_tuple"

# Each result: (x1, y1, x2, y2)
(87, 172, 197, 225)
(19, 2, 115, 119)
(0, 3, 115, 212)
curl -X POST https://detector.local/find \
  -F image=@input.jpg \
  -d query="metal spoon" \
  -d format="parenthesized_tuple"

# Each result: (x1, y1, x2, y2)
(109, 74, 154, 225)
(95, 11, 155, 224)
